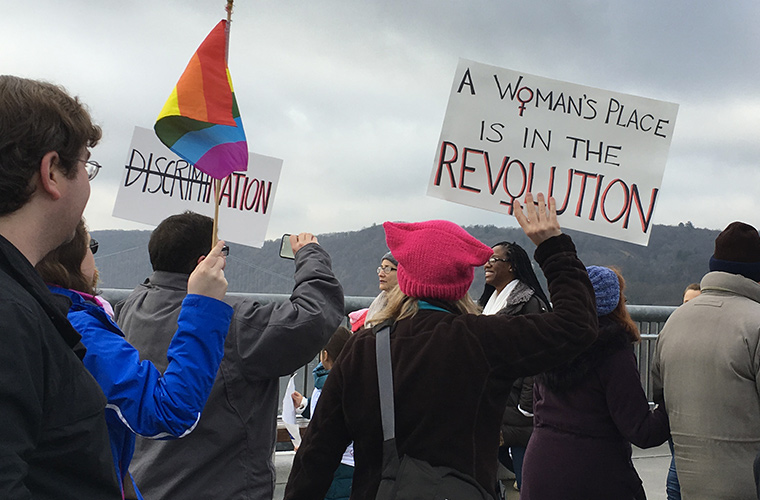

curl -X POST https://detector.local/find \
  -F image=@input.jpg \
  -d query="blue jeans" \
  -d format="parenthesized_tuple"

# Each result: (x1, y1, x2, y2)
(510, 446, 526, 490)
(667, 438, 681, 500)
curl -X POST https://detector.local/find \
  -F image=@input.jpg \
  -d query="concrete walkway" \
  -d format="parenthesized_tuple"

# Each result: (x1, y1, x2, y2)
(273, 443, 672, 499)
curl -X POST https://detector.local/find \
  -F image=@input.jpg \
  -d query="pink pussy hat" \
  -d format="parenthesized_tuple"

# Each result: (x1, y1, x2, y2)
(383, 220, 493, 301)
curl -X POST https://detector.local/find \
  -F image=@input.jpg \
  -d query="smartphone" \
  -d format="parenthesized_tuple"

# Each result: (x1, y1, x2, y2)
(279, 234, 295, 260)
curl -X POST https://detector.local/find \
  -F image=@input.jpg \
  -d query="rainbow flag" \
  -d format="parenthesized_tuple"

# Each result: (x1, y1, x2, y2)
(155, 20, 247, 179)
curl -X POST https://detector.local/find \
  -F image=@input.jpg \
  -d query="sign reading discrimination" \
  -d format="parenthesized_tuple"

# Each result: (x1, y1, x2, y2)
(113, 126, 282, 248)
(427, 59, 679, 245)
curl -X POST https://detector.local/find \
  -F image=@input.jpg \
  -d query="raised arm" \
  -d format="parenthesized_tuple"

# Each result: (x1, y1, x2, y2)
(513, 192, 562, 246)
(74, 241, 233, 438)
(468, 192, 598, 377)
(233, 236, 345, 380)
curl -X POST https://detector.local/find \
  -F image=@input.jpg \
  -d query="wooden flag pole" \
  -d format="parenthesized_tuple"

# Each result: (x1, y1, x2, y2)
(212, 0, 235, 247)
(225, 0, 234, 59)
(213, 178, 222, 245)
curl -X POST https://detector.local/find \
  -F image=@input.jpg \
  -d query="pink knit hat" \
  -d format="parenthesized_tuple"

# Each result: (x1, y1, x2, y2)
(383, 220, 493, 301)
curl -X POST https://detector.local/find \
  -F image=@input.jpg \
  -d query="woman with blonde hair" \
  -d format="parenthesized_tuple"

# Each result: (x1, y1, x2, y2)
(284, 193, 600, 500)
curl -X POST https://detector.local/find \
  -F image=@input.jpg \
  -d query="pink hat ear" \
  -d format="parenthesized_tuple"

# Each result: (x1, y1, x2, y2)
(348, 308, 368, 332)
(383, 220, 492, 301)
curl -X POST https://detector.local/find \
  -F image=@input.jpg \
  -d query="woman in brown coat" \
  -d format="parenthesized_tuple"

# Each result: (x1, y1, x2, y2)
(284, 194, 599, 500)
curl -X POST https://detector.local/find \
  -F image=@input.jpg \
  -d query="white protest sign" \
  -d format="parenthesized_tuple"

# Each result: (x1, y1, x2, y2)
(113, 126, 282, 248)
(427, 59, 679, 245)
(282, 374, 302, 450)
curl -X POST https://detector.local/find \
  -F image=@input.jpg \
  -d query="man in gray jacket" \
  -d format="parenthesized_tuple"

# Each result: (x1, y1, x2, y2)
(117, 212, 345, 499)
(652, 221, 760, 500)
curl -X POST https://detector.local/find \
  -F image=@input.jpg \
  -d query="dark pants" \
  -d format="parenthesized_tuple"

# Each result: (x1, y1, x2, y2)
(511, 446, 526, 490)
(498, 445, 526, 490)
(324, 463, 354, 500)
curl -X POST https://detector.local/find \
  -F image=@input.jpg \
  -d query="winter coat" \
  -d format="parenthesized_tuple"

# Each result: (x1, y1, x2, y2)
(521, 316, 670, 500)
(0, 235, 119, 499)
(652, 271, 760, 500)
(49, 286, 232, 499)
(301, 363, 330, 420)
(495, 282, 548, 447)
(283, 234, 598, 500)
(117, 243, 344, 500)
(303, 363, 354, 500)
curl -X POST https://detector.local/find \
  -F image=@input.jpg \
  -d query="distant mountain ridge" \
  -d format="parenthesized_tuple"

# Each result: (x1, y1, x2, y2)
(92, 222, 718, 306)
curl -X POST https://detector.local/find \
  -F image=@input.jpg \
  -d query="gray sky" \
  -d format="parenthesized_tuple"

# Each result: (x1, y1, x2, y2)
(4, 1, 760, 241)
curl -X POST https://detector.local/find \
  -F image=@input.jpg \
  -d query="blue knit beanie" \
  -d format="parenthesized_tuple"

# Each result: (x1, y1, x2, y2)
(586, 266, 620, 316)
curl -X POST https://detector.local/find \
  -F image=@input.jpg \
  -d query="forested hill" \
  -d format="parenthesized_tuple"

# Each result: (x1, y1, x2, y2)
(92, 222, 718, 306)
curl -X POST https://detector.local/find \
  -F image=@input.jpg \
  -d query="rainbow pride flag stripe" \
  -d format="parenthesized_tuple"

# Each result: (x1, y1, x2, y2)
(155, 20, 248, 179)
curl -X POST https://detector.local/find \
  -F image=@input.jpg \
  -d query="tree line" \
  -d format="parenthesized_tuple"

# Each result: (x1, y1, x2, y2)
(93, 221, 717, 306)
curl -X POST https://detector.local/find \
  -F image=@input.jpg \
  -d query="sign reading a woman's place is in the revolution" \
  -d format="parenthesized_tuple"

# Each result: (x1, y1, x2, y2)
(428, 59, 679, 246)
(113, 126, 282, 248)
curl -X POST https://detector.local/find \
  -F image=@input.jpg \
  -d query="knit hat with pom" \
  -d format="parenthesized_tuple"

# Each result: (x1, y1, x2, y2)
(586, 266, 620, 316)
(383, 220, 493, 301)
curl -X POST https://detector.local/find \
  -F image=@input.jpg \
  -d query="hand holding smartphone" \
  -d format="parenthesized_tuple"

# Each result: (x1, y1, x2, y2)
(279, 234, 295, 259)
(279, 233, 319, 259)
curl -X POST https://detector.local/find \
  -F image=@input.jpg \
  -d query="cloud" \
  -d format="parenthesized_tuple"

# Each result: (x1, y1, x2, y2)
(4, 0, 759, 244)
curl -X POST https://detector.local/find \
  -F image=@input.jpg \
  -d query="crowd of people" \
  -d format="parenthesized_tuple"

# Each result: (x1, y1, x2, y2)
(2, 74, 760, 500)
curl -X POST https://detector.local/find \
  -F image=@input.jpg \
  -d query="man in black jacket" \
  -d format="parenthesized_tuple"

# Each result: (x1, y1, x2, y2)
(0, 75, 119, 499)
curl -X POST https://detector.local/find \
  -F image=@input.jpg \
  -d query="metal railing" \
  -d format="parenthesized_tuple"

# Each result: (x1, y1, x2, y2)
(629, 305, 676, 402)
(100, 290, 675, 403)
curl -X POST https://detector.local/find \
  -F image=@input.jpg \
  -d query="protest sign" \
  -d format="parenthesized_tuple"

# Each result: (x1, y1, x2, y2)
(281, 374, 302, 450)
(113, 126, 281, 248)
(427, 59, 679, 245)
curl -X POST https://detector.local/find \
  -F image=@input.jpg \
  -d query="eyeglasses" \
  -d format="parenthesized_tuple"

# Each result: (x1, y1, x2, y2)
(89, 238, 99, 255)
(488, 256, 509, 264)
(377, 265, 397, 275)
(82, 159, 101, 181)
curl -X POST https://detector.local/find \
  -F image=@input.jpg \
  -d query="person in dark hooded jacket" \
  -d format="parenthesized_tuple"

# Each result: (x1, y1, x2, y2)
(521, 266, 670, 500)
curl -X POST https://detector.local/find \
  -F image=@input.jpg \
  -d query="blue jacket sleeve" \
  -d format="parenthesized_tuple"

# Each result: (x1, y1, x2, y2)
(71, 294, 232, 439)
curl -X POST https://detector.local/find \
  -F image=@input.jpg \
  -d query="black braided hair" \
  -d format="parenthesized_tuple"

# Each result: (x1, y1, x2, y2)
(477, 241, 551, 310)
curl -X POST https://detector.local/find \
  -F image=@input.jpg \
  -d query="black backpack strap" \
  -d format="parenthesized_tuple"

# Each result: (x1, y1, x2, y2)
(375, 325, 402, 480)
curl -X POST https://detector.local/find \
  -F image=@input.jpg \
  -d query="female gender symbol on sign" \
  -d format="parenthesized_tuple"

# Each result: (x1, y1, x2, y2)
(517, 86, 534, 116)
